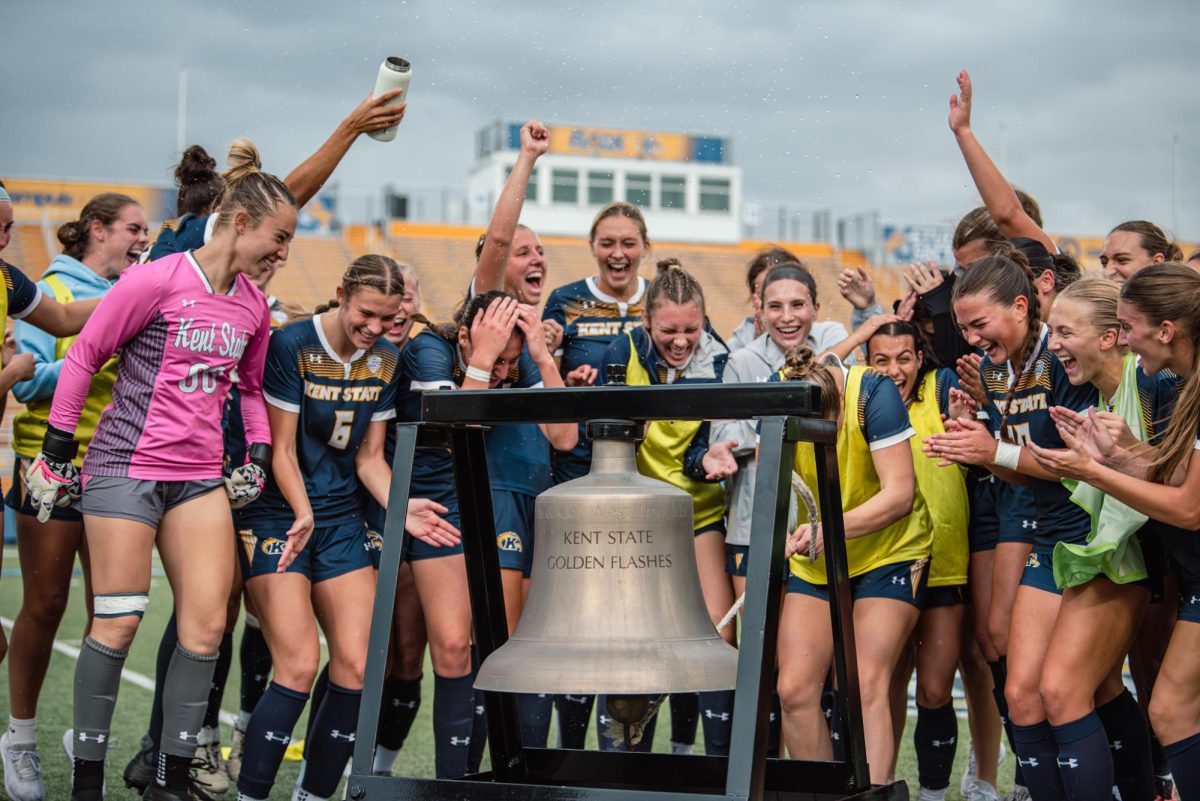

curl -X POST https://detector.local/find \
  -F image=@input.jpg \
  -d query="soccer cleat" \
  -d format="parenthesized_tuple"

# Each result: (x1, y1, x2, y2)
(968, 780, 1001, 801)
(142, 776, 218, 801)
(123, 735, 157, 791)
(190, 741, 229, 795)
(960, 741, 1007, 797)
(226, 725, 246, 783)
(1007, 784, 1031, 801)
(2, 731, 45, 801)
(1156, 775, 1175, 801)
(63, 729, 108, 800)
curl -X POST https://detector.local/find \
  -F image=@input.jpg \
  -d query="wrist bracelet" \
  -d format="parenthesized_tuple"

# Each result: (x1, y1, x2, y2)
(993, 441, 1021, 470)
(464, 365, 491, 384)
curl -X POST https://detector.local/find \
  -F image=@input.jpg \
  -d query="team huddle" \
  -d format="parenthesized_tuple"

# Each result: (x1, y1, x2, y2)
(2, 68, 1200, 801)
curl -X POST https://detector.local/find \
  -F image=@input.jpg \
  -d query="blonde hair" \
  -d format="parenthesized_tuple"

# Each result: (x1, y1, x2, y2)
(1056, 276, 1121, 339)
(780, 346, 841, 421)
(213, 138, 296, 233)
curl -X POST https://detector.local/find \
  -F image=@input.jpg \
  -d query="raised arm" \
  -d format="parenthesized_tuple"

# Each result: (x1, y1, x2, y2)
(948, 69, 1056, 253)
(473, 120, 548, 294)
(284, 91, 407, 208)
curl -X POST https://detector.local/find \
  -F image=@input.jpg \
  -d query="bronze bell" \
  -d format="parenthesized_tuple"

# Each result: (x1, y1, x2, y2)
(474, 420, 739, 697)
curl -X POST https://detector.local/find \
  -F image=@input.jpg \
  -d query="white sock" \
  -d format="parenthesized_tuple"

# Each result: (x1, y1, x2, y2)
(918, 787, 947, 801)
(670, 741, 693, 755)
(7, 716, 36, 744)
(372, 745, 400, 774)
(198, 724, 220, 746)
(236, 710, 252, 730)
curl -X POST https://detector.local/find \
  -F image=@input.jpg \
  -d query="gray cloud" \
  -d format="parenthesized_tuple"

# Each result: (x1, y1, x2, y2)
(2, 0, 1197, 238)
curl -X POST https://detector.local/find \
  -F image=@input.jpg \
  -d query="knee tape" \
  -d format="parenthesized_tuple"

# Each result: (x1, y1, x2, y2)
(94, 592, 149, 619)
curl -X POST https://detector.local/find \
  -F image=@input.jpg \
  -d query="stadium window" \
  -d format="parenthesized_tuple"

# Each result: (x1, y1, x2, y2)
(505, 165, 538, 200)
(588, 170, 614, 205)
(626, 173, 652, 208)
(660, 175, 686, 210)
(552, 169, 579, 204)
(699, 177, 731, 213)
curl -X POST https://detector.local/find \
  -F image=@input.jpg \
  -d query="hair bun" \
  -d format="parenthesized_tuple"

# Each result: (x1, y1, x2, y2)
(223, 138, 263, 185)
(782, 345, 818, 379)
(656, 257, 682, 273)
(56, 220, 83, 248)
(176, 145, 218, 188)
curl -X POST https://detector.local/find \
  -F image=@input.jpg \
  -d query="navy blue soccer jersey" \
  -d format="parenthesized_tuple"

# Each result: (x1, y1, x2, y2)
(242, 316, 399, 526)
(542, 276, 646, 482)
(398, 330, 549, 500)
(981, 327, 1097, 549)
(0, 259, 44, 320)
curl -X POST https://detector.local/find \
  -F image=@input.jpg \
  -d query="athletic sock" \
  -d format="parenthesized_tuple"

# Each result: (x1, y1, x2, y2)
(74, 636, 129, 762)
(467, 686, 487, 772)
(377, 676, 421, 752)
(699, 690, 734, 756)
(670, 692, 699, 752)
(822, 683, 846, 761)
(1052, 712, 1113, 801)
(517, 693, 553, 748)
(553, 694, 594, 749)
(433, 673, 475, 778)
(1012, 720, 1067, 801)
(988, 658, 1024, 788)
(238, 617, 273, 719)
(1163, 731, 1200, 801)
(148, 611, 179, 750)
(236, 681, 309, 801)
(914, 702, 958, 792)
(6, 716, 35, 744)
(1149, 729, 1171, 784)
(1096, 689, 1154, 801)
(303, 662, 331, 758)
(301, 681, 362, 798)
(158, 645, 219, 789)
(203, 631, 234, 731)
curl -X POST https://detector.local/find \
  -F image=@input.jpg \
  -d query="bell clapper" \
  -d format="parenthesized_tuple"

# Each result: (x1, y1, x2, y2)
(604, 693, 666, 750)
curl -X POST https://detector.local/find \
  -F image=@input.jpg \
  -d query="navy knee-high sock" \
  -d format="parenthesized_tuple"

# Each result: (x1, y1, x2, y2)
(671, 692, 699, 749)
(989, 659, 1025, 787)
(1053, 713, 1114, 801)
(303, 662, 330, 757)
(433, 673, 475, 778)
(301, 681, 362, 798)
(237, 682, 309, 801)
(1013, 721, 1067, 801)
(915, 702, 958, 791)
(822, 682, 846, 761)
(148, 611, 180, 750)
(377, 676, 422, 751)
(1163, 731, 1200, 801)
(238, 620, 273, 719)
(1096, 689, 1154, 801)
(699, 691, 734, 756)
(517, 693, 553, 748)
(1149, 730, 1170, 780)
(202, 632, 234, 731)
(553, 695, 594, 749)
(467, 687, 487, 773)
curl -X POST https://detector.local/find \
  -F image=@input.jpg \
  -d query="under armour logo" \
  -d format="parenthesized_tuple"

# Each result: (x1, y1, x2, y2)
(178, 731, 199, 742)
(932, 737, 956, 748)
(891, 576, 907, 586)
(1021, 520, 1038, 529)
(769, 712, 777, 722)
(182, 299, 197, 308)
(474, 705, 485, 716)
(449, 736, 471, 746)
(264, 731, 291, 744)
(1017, 757, 1039, 768)
(330, 729, 356, 742)
(823, 708, 833, 719)
(1058, 757, 1079, 769)
(704, 710, 730, 721)
(308, 353, 322, 364)
(77, 732, 106, 743)
(392, 699, 418, 710)
(831, 732, 841, 741)
(1111, 740, 1123, 751)
(1189, 597, 1200, 605)
(564, 695, 589, 703)
(598, 715, 613, 725)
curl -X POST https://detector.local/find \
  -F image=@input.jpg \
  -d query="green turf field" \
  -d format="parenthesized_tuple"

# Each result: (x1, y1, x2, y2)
(0, 549, 1016, 800)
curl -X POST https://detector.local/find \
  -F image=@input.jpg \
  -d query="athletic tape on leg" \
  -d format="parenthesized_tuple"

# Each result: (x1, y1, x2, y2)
(94, 592, 149, 618)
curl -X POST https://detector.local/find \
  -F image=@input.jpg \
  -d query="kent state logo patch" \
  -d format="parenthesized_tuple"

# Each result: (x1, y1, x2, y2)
(734, 552, 744, 570)
(367, 355, 382, 374)
(1026, 553, 1041, 569)
(238, 529, 257, 562)
(261, 538, 286, 557)
(497, 532, 523, 553)
(365, 530, 384, 552)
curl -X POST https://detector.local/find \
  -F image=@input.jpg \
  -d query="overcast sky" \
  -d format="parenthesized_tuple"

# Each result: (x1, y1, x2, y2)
(2, 0, 1198, 239)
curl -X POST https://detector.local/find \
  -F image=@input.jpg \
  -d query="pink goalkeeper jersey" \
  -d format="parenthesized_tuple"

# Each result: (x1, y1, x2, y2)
(49, 252, 272, 480)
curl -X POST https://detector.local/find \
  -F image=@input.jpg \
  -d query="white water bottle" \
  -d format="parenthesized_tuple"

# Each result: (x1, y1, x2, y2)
(368, 57, 412, 142)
